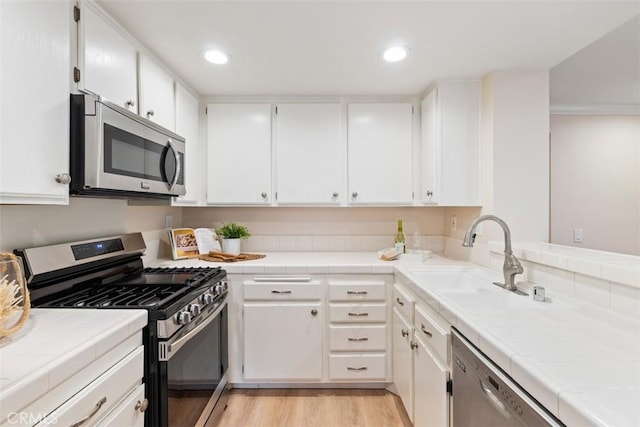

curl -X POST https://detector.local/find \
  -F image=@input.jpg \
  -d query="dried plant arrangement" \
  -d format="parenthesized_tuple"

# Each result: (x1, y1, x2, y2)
(0, 253, 30, 338)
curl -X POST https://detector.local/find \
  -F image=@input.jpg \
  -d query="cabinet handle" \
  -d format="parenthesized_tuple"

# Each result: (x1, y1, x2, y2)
(347, 290, 367, 295)
(421, 324, 433, 337)
(396, 297, 404, 306)
(351, 192, 358, 198)
(347, 366, 368, 371)
(401, 329, 409, 337)
(348, 337, 369, 342)
(261, 192, 268, 198)
(55, 173, 71, 185)
(426, 190, 433, 197)
(332, 192, 339, 198)
(311, 309, 318, 316)
(410, 340, 419, 350)
(125, 99, 136, 108)
(271, 290, 292, 294)
(348, 312, 369, 317)
(146, 109, 155, 118)
(70, 396, 107, 427)
(135, 399, 149, 413)
(140, 181, 151, 190)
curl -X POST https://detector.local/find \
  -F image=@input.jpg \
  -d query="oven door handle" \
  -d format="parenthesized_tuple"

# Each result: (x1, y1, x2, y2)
(163, 300, 226, 361)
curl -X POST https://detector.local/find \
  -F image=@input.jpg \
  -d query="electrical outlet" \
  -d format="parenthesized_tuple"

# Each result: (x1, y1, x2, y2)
(573, 229, 583, 243)
(450, 215, 457, 231)
(165, 215, 173, 229)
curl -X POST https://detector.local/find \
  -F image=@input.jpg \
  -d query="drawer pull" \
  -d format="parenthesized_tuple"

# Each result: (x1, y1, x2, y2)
(348, 337, 369, 342)
(255, 276, 311, 282)
(401, 329, 409, 337)
(348, 312, 369, 317)
(347, 290, 368, 295)
(421, 324, 433, 337)
(135, 398, 149, 413)
(347, 366, 368, 371)
(271, 290, 292, 294)
(396, 297, 404, 306)
(70, 396, 107, 427)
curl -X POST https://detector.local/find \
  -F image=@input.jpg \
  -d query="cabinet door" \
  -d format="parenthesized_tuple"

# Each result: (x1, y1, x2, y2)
(0, 0, 70, 204)
(414, 337, 449, 427)
(243, 302, 322, 380)
(347, 103, 413, 205)
(392, 308, 414, 422)
(206, 104, 272, 205)
(79, 2, 137, 112)
(139, 54, 175, 130)
(173, 83, 201, 205)
(421, 81, 481, 206)
(275, 104, 342, 204)
(420, 89, 439, 204)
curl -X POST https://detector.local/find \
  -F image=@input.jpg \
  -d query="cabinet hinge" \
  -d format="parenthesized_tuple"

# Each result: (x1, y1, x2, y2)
(73, 5, 80, 22)
(242, 364, 244, 374)
(73, 67, 81, 83)
(275, 192, 278, 200)
(446, 379, 453, 396)
(412, 106, 414, 114)
(275, 106, 278, 114)
(205, 106, 208, 115)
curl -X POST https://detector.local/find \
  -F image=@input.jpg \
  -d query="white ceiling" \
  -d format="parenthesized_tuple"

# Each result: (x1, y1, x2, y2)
(97, 1, 639, 97)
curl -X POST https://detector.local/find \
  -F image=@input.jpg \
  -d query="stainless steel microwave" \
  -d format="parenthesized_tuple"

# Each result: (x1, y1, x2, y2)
(70, 93, 186, 199)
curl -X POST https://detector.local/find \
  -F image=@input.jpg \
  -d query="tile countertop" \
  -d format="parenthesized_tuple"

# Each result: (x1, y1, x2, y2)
(149, 252, 640, 426)
(0, 309, 148, 422)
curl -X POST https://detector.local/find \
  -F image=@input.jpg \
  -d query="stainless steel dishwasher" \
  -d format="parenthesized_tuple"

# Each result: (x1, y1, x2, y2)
(451, 329, 565, 427)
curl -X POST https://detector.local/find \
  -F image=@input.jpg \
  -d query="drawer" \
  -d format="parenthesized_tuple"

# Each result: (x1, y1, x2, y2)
(329, 303, 386, 323)
(244, 280, 322, 300)
(328, 281, 386, 301)
(415, 303, 450, 363)
(329, 354, 386, 380)
(329, 325, 387, 351)
(393, 283, 414, 322)
(96, 383, 145, 427)
(37, 347, 143, 426)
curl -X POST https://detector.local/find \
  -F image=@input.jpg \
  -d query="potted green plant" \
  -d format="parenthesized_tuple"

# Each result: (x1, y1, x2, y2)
(216, 223, 251, 255)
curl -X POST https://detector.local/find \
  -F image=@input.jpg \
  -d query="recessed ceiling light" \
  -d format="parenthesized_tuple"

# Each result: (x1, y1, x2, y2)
(381, 46, 409, 62)
(203, 49, 230, 65)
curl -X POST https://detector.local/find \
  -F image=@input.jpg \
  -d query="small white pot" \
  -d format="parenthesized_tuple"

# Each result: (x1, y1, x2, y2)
(222, 238, 241, 255)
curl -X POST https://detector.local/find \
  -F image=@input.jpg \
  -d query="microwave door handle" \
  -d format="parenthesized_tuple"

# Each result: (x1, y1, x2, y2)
(165, 140, 181, 190)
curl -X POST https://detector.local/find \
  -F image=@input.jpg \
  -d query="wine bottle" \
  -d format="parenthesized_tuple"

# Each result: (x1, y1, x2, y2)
(394, 220, 406, 253)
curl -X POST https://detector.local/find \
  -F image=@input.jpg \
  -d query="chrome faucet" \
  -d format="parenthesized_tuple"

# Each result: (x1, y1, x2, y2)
(462, 215, 526, 295)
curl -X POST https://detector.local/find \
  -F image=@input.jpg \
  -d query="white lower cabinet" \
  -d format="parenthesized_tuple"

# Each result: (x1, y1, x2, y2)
(96, 384, 145, 427)
(243, 300, 323, 381)
(414, 338, 449, 427)
(392, 308, 414, 422)
(392, 279, 451, 426)
(35, 345, 145, 426)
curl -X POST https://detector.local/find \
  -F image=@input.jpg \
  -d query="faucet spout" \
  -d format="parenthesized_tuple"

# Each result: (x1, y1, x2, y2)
(461, 215, 524, 293)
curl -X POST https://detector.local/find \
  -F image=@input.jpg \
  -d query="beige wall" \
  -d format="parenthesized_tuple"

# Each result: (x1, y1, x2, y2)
(183, 206, 445, 252)
(550, 114, 640, 255)
(0, 198, 182, 256)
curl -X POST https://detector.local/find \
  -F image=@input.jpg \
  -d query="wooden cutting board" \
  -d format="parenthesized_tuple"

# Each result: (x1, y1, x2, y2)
(199, 251, 266, 263)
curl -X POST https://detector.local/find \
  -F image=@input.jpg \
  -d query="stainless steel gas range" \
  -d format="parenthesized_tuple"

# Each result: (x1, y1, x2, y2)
(15, 233, 229, 427)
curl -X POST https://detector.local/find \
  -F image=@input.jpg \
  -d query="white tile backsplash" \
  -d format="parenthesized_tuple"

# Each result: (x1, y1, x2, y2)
(573, 274, 610, 307)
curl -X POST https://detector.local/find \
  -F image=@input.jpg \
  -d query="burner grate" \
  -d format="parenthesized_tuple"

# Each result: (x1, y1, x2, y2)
(45, 284, 184, 308)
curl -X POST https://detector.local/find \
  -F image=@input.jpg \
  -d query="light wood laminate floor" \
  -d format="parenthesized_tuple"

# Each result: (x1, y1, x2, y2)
(217, 389, 412, 427)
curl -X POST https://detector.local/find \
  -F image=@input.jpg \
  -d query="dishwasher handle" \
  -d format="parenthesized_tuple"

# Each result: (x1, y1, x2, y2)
(479, 378, 513, 420)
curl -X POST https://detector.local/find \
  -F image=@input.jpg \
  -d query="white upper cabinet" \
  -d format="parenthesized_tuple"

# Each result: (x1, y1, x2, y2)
(173, 83, 201, 206)
(139, 53, 175, 131)
(77, 1, 138, 112)
(274, 104, 343, 204)
(421, 81, 481, 206)
(0, 0, 71, 204)
(206, 104, 272, 205)
(347, 103, 413, 205)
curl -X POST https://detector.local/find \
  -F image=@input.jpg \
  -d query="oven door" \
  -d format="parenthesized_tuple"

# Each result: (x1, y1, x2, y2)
(159, 300, 229, 427)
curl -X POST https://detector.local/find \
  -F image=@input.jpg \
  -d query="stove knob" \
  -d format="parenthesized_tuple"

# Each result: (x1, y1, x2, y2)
(221, 280, 228, 291)
(175, 311, 191, 325)
(199, 293, 214, 305)
(214, 284, 223, 295)
(188, 304, 201, 316)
